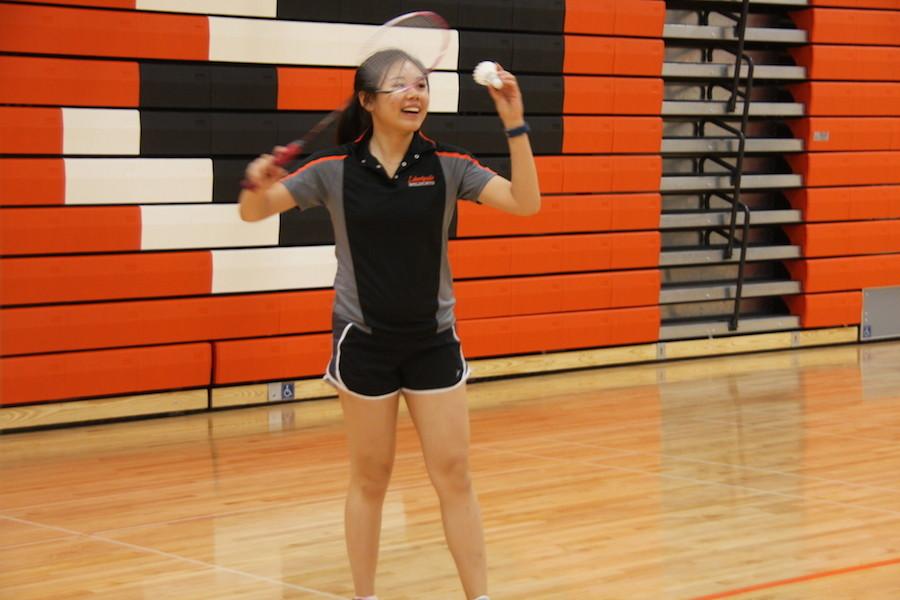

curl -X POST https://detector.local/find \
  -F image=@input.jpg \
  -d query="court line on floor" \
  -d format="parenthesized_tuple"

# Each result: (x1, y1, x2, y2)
(0, 514, 345, 599)
(691, 555, 900, 599)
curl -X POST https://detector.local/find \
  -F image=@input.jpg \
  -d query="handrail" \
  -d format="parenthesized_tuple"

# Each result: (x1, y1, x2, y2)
(694, 0, 753, 331)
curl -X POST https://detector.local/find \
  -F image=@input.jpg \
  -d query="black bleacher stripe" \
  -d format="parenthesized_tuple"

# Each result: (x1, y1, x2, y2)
(212, 159, 248, 204)
(140, 64, 278, 110)
(513, 0, 564, 33)
(457, 31, 564, 74)
(279, 206, 335, 247)
(274, 0, 564, 33)
(458, 75, 563, 115)
(428, 115, 562, 155)
(138, 112, 561, 157)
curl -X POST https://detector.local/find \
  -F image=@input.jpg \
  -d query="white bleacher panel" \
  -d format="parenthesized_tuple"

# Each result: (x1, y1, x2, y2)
(62, 109, 140, 156)
(64, 159, 213, 204)
(140, 205, 278, 250)
(207, 16, 459, 70)
(211, 246, 337, 293)
(136, 0, 277, 18)
(428, 72, 459, 113)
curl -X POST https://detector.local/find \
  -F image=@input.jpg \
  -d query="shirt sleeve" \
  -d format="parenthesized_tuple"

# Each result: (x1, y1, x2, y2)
(280, 154, 343, 210)
(438, 149, 497, 204)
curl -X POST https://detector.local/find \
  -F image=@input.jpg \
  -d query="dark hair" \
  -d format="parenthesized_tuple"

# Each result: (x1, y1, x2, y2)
(336, 49, 428, 145)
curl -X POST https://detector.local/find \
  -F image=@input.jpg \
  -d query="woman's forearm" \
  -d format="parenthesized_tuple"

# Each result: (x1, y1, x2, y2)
(507, 132, 541, 216)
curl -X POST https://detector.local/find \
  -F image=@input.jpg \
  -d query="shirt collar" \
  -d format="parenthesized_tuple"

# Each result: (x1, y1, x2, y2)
(352, 130, 437, 164)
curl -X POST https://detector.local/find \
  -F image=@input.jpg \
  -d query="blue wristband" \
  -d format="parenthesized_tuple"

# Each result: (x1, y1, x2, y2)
(505, 122, 531, 138)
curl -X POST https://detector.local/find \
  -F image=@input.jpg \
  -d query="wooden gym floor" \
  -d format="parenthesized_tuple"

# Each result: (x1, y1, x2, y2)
(2, 340, 899, 599)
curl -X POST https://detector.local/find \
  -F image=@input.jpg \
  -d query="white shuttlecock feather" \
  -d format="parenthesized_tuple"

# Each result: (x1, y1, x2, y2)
(473, 61, 503, 90)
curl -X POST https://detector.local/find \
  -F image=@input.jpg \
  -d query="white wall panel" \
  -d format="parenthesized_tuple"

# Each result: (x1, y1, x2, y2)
(141, 205, 278, 250)
(212, 246, 337, 293)
(62, 109, 140, 156)
(65, 159, 213, 204)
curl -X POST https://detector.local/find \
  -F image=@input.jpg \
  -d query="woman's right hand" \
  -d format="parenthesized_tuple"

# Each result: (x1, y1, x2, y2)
(244, 147, 289, 191)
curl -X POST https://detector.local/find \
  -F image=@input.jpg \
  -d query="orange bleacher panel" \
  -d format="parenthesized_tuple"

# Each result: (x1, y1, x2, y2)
(214, 333, 332, 384)
(564, 0, 665, 37)
(457, 306, 661, 358)
(276, 67, 355, 111)
(562, 117, 662, 154)
(564, 76, 663, 115)
(788, 118, 900, 152)
(790, 83, 900, 117)
(536, 156, 662, 194)
(792, 8, 900, 46)
(785, 291, 862, 328)
(791, 46, 900, 81)
(786, 186, 900, 221)
(456, 194, 661, 237)
(0, 207, 142, 256)
(0, 56, 139, 107)
(0, 252, 212, 306)
(449, 232, 661, 279)
(0, 290, 334, 356)
(0, 343, 211, 406)
(810, 0, 900, 7)
(785, 221, 900, 257)
(787, 152, 900, 186)
(0, 159, 66, 206)
(454, 270, 660, 320)
(0, 4, 208, 60)
(786, 254, 900, 292)
(564, 36, 664, 76)
(0, 108, 62, 155)
(12, 0, 136, 7)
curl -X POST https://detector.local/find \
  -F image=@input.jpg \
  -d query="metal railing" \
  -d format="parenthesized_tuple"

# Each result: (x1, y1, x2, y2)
(695, 0, 754, 331)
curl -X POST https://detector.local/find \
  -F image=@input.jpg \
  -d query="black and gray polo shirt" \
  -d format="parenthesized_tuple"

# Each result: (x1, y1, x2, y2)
(281, 130, 497, 337)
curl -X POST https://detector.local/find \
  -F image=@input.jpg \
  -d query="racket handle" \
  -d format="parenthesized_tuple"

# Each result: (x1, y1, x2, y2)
(241, 142, 303, 190)
(274, 142, 303, 166)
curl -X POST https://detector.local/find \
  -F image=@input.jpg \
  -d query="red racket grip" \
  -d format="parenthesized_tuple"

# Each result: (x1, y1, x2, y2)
(240, 142, 303, 190)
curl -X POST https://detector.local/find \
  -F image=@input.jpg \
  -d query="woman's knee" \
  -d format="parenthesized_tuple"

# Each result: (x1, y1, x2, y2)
(429, 453, 473, 497)
(350, 457, 394, 498)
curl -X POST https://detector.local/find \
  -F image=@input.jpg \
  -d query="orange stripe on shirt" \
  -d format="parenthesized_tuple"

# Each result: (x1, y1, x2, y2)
(282, 154, 347, 181)
(436, 151, 498, 176)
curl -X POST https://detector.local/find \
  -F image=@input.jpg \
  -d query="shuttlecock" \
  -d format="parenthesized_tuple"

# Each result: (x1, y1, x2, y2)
(473, 61, 503, 89)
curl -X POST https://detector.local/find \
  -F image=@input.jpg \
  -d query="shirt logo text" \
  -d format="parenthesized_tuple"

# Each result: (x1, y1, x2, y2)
(408, 175, 436, 187)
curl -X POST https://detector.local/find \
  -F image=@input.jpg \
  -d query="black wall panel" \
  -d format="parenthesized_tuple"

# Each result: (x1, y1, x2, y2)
(512, 34, 564, 73)
(210, 66, 278, 110)
(513, 0, 565, 33)
(458, 75, 563, 115)
(141, 112, 212, 155)
(210, 113, 280, 156)
(279, 206, 335, 246)
(140, 64, 210, 109)
(457, 0, 514, 30)
(459, 32, 514, 71)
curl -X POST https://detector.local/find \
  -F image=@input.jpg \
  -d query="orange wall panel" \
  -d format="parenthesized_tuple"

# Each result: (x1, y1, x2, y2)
(0, 56, 139, 107)
(0, 4, 208, 60)
(0, 207, 142, 256)
(792, 8, 900, 46)
(786, 254, 900, 292)
(0, 252, 213, 306)
(786, 186, 900, 221)
(214, 334, 331, 384)
(785, 292, 862, 328)
(0, 108, 62, 154)
(0, 343, 211, 406)
(456, 194, 660, 236)
(457, 307, 661, 358)
(277, 67, 355, 110)
(0, 159, 65, 206)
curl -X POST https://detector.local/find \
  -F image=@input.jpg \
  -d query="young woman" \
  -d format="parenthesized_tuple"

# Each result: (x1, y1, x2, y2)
(239, 49, 540, 600)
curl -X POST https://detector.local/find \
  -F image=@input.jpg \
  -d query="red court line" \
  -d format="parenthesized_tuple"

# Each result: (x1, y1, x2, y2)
(693, 555, 900, 600)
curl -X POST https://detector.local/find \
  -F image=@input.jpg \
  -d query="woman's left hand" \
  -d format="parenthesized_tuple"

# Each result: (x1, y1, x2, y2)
(486, 65, 525, 129)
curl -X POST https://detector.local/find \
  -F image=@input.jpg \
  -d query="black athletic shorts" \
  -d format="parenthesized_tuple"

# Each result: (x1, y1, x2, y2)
(324, 322, 470, 399)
